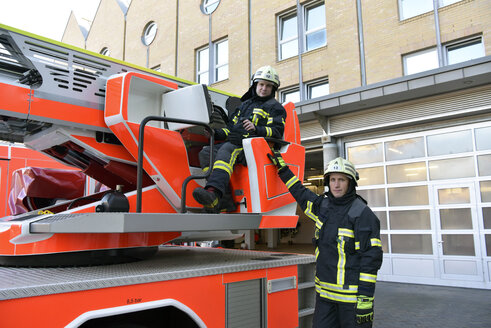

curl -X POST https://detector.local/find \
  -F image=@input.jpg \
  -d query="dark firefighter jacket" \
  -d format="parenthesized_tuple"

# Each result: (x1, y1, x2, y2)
(278, 168, 383, 303)
(214, 93, 286, 141)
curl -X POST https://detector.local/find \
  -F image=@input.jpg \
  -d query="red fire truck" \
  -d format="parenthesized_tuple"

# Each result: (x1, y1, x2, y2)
(0, 24, 315, 327)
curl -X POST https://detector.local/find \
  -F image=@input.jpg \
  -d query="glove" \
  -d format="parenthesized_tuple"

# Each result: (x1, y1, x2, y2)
(228, 130, 244, 146)
(356, 295, 374, 325)
(267, 150, 287, 172)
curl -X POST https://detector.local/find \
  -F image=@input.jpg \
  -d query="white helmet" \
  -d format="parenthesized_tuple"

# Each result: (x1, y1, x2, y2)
(252, 65, 280, 88)
(324, 157, 359, 186)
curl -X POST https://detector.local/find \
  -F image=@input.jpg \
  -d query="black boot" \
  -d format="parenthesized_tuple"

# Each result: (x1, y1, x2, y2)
(193, 187, 220, 211)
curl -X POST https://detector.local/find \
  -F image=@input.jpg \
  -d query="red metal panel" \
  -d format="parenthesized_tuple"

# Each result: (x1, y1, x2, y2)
(259, 215, 299, 229)
(0, 274, 225, 327)
(0, 83, 30, 117)
(267, 265, 299, 328)
(29, 96, 107, 130)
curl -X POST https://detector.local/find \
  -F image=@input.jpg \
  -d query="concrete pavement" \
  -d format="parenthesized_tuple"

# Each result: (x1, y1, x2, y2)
(373, 281, 491, 328)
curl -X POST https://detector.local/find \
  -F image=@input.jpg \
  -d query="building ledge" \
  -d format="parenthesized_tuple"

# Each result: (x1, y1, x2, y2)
(295, 56, 491, 122)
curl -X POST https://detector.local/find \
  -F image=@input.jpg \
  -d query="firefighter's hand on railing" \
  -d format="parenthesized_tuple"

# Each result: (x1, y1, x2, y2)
(356, 295, 374, 324)
(267, 150, 287, 172)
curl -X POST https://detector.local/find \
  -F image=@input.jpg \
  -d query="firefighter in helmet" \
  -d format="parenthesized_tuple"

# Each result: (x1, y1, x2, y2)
(193, 66, 286, 212)
(267, 154, 383, 327)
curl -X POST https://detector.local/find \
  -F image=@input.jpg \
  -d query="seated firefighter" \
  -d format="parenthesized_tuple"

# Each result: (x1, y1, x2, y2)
(192, 65, 286, 212)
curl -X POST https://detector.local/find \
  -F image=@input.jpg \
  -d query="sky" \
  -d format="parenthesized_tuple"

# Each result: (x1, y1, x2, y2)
(0, 0, 101, 41)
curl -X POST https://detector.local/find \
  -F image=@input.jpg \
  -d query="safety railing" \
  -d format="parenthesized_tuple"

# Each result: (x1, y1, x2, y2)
(136, 116, 215, 213)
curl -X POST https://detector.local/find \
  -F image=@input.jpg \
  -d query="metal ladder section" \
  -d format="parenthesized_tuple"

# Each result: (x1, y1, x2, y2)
(297, 262, 316, 328)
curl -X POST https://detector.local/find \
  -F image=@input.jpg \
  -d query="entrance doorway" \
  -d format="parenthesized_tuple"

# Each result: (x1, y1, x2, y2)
(433, 183, 484, 281)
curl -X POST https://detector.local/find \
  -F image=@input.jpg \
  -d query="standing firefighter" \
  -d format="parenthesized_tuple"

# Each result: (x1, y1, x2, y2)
(193, 66, 286, 212)
(268, 153, 383, 328)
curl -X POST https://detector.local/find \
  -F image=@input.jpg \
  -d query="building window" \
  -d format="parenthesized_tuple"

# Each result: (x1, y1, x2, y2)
(304, 2, 327, 52)
(441, 0, 461, 6)
(281, 88, 300, 103)
(197, 47, 209, 85)
(279, 13, 298, 60)
(100, 47, 110, 56)
(403, 37, 484, 75)
(399, 0, 433, 20)
(142, 21, 157, 46)
(280, 79, 329, 103)
(399, 0, 463, 20)
(403, 48, 438, 75)
(215, 39, 228, 82)
(446, 37, 485, 66)
(308, 80, 329, 99)
(196, 39, 228, 85)
(200, 0, 220, 15)
(278, 1, 326, 61)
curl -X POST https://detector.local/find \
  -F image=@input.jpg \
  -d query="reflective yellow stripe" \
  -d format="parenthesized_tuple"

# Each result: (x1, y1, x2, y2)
(267, 117, 273, 125)
(222, 128, 230, 136)
(212, 148, 243, 177)
(203, 167, 209, 173)
(229, 148, 243, 166)
(315, 246, 319, 260)
(305, 201, 318, 222)
(360, 272, 377, 283)
(251, 108, 268, 126)
(286, 176, 299, 189)
(204, 197, 219, 208)
(371, 238, 382, 247)
(265, 126, 272, 137)
(315, 277, 358, 293)
(355, 241, 360, 250)
(232, 111, 240, 124)
(253, 108, 268, 117)
(315, 285, 358, 303)
(337, 238, 346, 285)
(213, 161, 233, 176)
(338, 228, 354, 238)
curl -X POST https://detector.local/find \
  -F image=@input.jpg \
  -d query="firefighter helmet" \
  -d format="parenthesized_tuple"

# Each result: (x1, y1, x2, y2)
(324, 157, 359, 185)
(252, 65, 280, 87)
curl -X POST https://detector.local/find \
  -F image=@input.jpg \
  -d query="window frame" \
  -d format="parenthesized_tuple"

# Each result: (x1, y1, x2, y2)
(399, 0, 464, 21)
(100, 47, 110, 57)
(403, 36, 485, 75)
(278, 11, 298, 61)
(303, 1, 327, 52)
(280, 87, 300, 104)
(141, 21, 158, 46)
(201, 0, 220, 15)
(214, 39, 229, 83)
(196, 46, 209, 85)
(444, 36, 485, 66)
(277, 1, 326, 61)
(307, 79, 330, 99)
(402, 47, 439, 76)
(196, 38, 229, 85)
(280, 78, 329, 103)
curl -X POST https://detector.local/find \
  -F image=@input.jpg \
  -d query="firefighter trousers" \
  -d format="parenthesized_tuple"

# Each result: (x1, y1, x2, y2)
(198, 142, 245, 196)
(313, 294, 372, 328)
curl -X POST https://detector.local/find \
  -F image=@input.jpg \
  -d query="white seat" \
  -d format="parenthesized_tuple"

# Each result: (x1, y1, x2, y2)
(161, 84, 212, 131)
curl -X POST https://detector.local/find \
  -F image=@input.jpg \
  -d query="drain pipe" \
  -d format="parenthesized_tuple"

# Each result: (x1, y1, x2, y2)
(296, 0, 305, 100)
(248, 0, 252, 81)
(433, 0, 443, 67)
(356, 0, 366, 86)
(175, 0, 179, 76)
